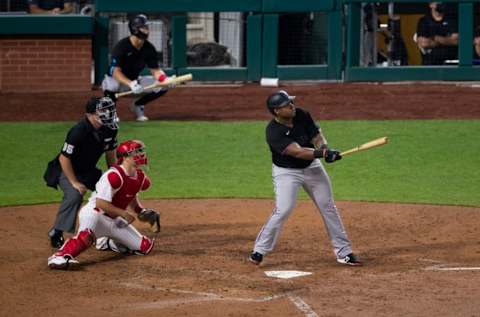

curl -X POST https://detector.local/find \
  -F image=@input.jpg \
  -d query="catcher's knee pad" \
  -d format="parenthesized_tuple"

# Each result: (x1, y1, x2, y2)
(137, 236, 154, 255)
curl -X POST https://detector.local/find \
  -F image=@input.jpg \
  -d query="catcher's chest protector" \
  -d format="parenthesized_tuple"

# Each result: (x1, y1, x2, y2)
(109, 165, 147, 209)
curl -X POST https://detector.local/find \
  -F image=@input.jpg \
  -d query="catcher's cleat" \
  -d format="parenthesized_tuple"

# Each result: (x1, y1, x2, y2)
(336, 253, 363, 266)
(48, 254, 79, 270)
(95, 237, 130, 254)
(248, 251, 263, 265)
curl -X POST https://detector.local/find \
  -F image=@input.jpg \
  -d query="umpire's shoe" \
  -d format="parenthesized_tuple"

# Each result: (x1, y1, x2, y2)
(48, 229, 64, 249)
(337, 253, 363, 266)
(248, 251, 263, 265)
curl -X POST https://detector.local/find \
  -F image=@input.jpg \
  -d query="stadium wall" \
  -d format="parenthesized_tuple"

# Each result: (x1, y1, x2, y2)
(0, 37, 91, 92)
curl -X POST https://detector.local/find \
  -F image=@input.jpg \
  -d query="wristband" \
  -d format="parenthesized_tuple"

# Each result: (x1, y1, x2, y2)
(313, 144, 328, 158)
(313, 149, 325, 158)
(157, 73, 167, 82)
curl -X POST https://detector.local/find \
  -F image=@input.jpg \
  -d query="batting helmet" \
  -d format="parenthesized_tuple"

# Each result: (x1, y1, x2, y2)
(128, 14, 149, 40)
(85, 97, 118, 130)
(266, 90, 296, 115)
(116, 140, 148, 166)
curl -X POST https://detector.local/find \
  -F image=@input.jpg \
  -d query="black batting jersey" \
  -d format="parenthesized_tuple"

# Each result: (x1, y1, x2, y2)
(107, 37, 159, 80)
(266, 108, 320, 168)
(60, 117, 118, 175)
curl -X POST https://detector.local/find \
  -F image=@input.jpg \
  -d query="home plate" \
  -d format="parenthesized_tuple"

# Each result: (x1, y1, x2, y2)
(264, 271, 313, 279)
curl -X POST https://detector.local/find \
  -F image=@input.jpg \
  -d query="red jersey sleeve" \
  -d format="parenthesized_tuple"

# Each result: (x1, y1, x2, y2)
(107, 171, 123, 190)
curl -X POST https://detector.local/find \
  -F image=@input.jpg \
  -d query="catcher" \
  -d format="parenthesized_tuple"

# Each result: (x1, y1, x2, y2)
(48, 139, 160, 269)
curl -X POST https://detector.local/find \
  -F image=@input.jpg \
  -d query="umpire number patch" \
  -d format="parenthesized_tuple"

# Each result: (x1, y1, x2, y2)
(62, 142, 74, 154)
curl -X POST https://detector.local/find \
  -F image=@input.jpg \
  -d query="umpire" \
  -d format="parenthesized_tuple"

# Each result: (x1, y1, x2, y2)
(44, 97, 119, 248)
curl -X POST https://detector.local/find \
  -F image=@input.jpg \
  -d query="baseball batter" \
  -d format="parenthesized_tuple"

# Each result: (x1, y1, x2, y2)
(102, 14, 171, 122)
(48, 140, 160, 269)
(249, 90, 362, 266)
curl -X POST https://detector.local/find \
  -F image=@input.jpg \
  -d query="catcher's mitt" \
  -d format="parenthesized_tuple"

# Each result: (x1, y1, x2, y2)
(137, 208, 160, 233)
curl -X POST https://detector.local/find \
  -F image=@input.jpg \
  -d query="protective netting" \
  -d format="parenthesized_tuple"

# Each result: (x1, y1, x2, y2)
(278, 12, 329, 65)
(104, 12, 246, 68)
(108, 14, 171, 67)
(186, 12, 245, 67)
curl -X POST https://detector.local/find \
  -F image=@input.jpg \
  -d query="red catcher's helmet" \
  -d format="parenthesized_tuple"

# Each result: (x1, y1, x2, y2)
(116, 140, 147, 166)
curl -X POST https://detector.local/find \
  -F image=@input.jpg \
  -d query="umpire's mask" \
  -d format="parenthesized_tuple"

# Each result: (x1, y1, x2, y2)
(93, 97, 119, 130)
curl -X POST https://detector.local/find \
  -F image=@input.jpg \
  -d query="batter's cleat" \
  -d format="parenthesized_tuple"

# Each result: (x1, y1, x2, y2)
(136, 115, 149, 122)
(130, 103, 149, 122)
(337, 253, 363, 266)
(48, 254, 79, 270)
(248, 251, 263, 265)
(48, 229, 64, 249)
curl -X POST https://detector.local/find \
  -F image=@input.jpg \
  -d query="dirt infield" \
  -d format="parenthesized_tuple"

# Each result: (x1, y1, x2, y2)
(1, 200, 480, 317)
(1, 83, 480, 316)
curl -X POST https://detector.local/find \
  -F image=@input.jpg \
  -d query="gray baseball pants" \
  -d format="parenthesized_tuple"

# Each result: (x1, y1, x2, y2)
(253, 159, 353, 259)
(51, 172, 84, 234)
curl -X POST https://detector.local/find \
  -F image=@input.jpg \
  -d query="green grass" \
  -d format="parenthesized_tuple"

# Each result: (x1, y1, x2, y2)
(0, 120, 479, 207)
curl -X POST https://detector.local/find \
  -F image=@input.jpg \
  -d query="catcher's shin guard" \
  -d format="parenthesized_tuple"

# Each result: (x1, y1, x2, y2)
(57, 229, 95, 258)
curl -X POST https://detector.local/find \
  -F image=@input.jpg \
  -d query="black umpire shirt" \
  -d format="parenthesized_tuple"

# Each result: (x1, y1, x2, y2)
(416, 14, 458, 65)
(107, 37, 159, 80)
(61, 116, 118, 176)
(266, 108, 320, 169)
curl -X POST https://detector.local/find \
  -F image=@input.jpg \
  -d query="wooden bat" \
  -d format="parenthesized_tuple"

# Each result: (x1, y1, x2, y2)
(115, 73, 193, 98)
(340, 137, 389, 157)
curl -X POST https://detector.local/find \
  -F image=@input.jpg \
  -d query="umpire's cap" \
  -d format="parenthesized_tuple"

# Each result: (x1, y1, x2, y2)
(266, 90, 296, 115)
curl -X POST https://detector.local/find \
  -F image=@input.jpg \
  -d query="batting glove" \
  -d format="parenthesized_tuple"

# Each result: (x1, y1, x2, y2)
(324, 149, 342, 163)
(128, 80, 144, 94)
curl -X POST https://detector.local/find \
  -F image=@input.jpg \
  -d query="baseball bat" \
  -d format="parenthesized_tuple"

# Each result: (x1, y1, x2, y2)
(340, 136, 389, 157)
(115, 73, 193, 98)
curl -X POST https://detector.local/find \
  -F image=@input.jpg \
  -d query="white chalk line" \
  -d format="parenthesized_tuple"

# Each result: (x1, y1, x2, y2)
(121, 281, 319, 316)
(121, 281, 284, 308)
(287, 295, 319, 317)
(419, 258, 480, 272)
(425, 266, 480, 271)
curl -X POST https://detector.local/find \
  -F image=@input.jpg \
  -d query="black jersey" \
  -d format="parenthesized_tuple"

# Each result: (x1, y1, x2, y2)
(266, 108, 320, 168)
(60, 117, 118, 175)
(416, 14, 458, 65)
(107, 37, 159, 80)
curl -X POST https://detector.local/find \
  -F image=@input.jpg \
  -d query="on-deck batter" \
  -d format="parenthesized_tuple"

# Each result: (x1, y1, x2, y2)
(249, 90, 362, 266)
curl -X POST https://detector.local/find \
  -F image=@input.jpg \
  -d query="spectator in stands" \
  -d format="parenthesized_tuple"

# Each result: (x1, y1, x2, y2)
(28, 0, 74, 14)
(415, 2, 458, 65)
